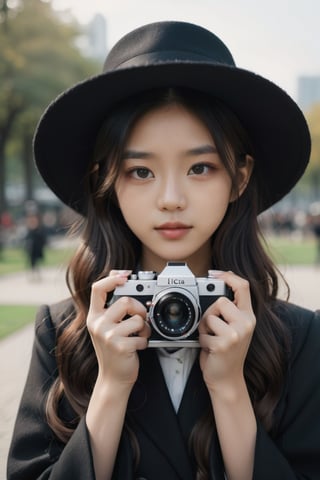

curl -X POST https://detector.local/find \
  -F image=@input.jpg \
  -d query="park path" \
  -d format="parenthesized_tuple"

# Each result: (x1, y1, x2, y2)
(0, 264, 319, 479)
(0, 266, 69, 480)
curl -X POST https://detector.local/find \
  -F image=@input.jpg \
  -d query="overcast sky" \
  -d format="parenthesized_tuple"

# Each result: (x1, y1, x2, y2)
(52, 0, 320, 101)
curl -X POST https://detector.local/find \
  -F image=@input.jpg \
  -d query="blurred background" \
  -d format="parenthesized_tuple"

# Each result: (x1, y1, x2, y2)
(1, 0, 320, 266)
(1, 0, 320, 308)
(1, 0, 320, 318)
(1, 2, 320, 476)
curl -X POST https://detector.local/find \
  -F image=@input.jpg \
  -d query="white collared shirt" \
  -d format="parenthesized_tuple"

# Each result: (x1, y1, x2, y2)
(157, 347, 198, 412)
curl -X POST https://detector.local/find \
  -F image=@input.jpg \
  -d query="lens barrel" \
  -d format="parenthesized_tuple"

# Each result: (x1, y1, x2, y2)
(150, 289, 200, 339)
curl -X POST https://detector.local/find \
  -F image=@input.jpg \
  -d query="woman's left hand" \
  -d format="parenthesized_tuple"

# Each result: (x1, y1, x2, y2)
(198, 271, 256, 394)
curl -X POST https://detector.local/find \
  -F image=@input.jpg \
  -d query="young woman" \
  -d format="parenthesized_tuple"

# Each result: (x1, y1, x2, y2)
(8, 21, 320, 480)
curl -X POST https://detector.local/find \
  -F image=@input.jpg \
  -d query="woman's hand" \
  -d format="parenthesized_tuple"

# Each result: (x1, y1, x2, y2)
(198, 271, 256, 395)
(87, 270, 151, 390)
(86, 271, 150, 480)
(198, 271, 257, 480)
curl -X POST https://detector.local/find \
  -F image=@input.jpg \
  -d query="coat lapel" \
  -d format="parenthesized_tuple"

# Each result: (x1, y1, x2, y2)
(177, 354, 210, 442)
(178, 355, 225, 480)
(127, 349, 225, 480)
(128, 348, 194, 480)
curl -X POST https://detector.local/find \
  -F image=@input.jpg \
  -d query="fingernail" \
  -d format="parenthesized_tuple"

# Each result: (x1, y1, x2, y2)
(116, 270, 132, 277)
(208, 270, 224, 278)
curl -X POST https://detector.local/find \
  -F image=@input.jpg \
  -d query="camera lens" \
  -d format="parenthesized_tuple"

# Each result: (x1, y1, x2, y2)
(151, 291, 198, 338)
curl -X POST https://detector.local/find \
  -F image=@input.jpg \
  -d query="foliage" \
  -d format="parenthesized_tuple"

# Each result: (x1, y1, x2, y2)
(0, 0, 99, 212)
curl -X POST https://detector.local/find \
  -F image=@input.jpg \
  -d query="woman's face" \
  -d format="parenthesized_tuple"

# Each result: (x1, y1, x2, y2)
(115, 103, 250, 275)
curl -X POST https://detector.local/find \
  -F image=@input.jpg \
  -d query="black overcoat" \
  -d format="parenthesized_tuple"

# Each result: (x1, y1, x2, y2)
(7, 299, 320, 479)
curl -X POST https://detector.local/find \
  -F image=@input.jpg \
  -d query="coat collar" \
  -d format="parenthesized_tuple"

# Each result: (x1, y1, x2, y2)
(127, 348, 224, 479)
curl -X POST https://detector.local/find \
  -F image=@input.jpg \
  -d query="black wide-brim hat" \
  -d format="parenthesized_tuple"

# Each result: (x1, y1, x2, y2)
(34, 21, 311, 215)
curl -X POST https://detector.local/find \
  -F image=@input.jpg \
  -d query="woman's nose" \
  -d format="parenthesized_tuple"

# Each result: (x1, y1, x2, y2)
(156, 177, 187, 211)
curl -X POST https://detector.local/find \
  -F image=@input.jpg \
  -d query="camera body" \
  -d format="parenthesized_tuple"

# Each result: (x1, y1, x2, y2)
(112, 262, 232, 347)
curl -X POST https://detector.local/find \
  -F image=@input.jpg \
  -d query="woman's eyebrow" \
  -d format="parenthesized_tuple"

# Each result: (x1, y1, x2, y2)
(122, 149, 153, 160)
(185, 144, 218, 156)
(122, 144, 218, 160)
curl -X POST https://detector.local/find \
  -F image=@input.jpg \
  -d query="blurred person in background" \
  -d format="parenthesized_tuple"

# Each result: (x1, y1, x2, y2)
(24, 213, 47, 280)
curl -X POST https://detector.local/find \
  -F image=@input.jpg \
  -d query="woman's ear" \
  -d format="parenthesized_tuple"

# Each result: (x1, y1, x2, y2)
(230, 154, 254, 202)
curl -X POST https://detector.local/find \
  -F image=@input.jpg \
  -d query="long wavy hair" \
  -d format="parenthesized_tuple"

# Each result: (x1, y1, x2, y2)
(46, 87, 290, 479)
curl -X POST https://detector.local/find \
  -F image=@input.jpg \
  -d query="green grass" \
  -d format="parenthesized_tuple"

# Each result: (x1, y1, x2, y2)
(264, 234, 317, 265)
(0, 246, 74, 276)
(0, 304, 37, 339)
(0, 246, 74, 340)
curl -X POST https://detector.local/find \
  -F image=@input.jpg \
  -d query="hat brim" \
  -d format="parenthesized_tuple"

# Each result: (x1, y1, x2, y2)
(34, 62, 310, 214)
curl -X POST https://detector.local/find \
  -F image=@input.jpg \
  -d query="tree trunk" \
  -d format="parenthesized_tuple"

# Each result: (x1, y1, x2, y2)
(0, 102, 24, 215)
(0, 134, 8, 216)
(23, 133, 34, 202)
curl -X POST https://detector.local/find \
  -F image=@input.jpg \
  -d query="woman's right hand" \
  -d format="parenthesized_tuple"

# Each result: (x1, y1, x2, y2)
(86, 271, 150, 480)
(87, 270, 151, 391)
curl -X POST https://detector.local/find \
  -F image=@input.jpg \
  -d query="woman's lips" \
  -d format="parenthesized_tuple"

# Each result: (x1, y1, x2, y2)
(155, 223, 192, 240)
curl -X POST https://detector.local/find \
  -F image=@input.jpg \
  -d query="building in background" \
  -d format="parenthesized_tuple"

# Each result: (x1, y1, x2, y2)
(87, 13, 107, 60)
(77, 13, 107, 61)
(298, 76, 320, 112)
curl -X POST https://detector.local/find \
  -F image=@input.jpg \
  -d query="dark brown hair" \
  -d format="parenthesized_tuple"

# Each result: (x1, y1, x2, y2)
(46, 87, 290, 479)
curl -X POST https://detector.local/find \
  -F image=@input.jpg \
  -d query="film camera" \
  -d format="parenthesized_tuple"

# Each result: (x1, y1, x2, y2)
(112, 262, 232, 347)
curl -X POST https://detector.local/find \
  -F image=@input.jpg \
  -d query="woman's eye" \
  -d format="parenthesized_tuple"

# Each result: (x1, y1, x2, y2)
(130, 167, 153, 179)
(189, 163, 212, 175)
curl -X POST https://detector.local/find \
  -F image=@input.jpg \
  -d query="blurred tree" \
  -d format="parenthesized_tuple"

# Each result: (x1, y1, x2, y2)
(0, 0, 98, 214)
(305, 103, 320, 197)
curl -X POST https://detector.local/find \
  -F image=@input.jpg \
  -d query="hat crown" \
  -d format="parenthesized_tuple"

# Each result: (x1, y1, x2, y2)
(103, 21, 236, 72)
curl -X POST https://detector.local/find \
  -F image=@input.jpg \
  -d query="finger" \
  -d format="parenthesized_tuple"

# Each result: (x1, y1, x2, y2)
(198, 314, 230, 336)
(211, 271, 253, 312)
(109, 269, 132, 278)
(129, 336, 149, 351)
(108, 296, 147, 323)
(223, 271, 253, 311)
(205, 299, 256, 338)
(139, 319, 152, 338)
(115, 315, 151, 338)
(199, 315, 242, 351)
(89, 273, 130, 312)
(112, 335, 149, 352)
(198, 332, 230, 354)
(204, 296, 238, 325)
